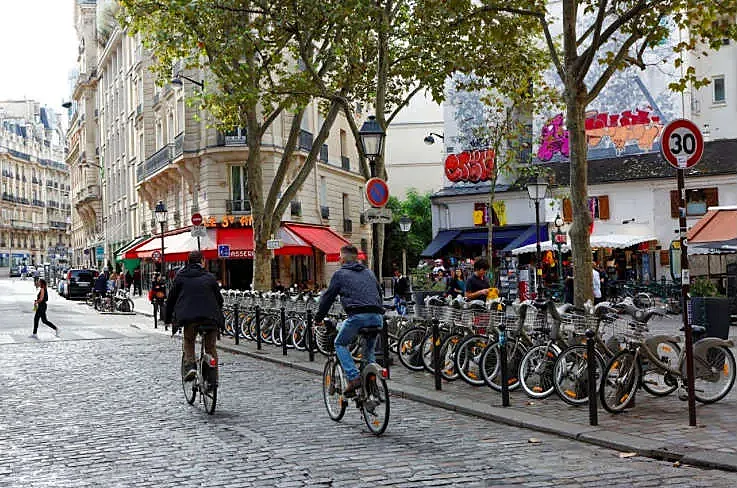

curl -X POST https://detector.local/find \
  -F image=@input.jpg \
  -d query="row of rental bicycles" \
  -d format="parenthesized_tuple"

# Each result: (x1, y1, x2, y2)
(218, 290, 735, 417)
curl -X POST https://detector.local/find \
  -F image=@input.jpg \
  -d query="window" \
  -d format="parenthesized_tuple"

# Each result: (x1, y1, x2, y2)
(670, 188, 718, 217)
(342, 193, 350, 220)
(340, 129, 347, 156)
(319, 176, 327, 207)
(561, 195, 609, 222)
(230, 165, 249, 212)
(713, 76, 726, 104)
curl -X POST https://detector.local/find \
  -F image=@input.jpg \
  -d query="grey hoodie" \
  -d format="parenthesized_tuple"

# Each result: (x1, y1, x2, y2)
(314, 262, 384, 322)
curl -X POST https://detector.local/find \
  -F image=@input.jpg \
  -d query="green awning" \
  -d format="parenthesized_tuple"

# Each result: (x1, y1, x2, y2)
(114, 236, 149, 261)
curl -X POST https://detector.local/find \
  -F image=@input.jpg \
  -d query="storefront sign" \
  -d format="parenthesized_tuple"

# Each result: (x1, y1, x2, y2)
(230, 250, 254, 258)
(445, 149, 495, 183)
(204, 215, 254, 228)
(473, 201, 506, 226)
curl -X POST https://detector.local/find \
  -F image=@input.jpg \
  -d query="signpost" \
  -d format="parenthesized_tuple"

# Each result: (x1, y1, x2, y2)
(266, 239, 282, 250)
(191, 213, 204, 251)
(364, 207, 393, 224)
(661, 118, 704, 427)
(365, 177, 390, 208)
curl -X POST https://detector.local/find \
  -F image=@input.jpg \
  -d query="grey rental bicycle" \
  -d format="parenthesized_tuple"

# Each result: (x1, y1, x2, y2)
(181, 325, 219, 415)
(320, 320, 390, 435)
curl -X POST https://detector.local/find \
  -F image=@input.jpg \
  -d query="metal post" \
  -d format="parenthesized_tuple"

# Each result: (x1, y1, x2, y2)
(382, 316, 390, 378)
(499, 323, 509, 407)
(255, 306, 262, 350)
(432, 317, 441, 391)
(557, 241, 563, 287)
(306, 309, 315, 362)
(197, 236, 201, 252)
(159, 222, 166, 275)
(534, 199, 542, 298)
(402, 248, 407, 277)
(281, 306, 288, 356)
(586, 329, 598, 426)
(233, 303, 240, 345)
(678, 169, 697, 426)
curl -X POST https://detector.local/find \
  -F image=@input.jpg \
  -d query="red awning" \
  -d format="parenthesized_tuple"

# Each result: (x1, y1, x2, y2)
(216, 226, 313, 258)
(125, 228, 218, 262)
(285, 223, 361, 262)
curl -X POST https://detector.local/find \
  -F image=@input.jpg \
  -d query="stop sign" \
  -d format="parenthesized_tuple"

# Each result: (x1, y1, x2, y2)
(191, 213, 203, 226)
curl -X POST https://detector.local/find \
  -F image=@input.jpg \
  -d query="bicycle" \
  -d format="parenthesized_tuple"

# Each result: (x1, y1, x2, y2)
(181, 324, 219, 415)
(320, 320, 390, 436)
(601, 322, 736, 413)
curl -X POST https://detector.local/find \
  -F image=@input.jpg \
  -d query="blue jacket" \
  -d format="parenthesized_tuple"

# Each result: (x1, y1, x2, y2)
(315, 262, 384, 322)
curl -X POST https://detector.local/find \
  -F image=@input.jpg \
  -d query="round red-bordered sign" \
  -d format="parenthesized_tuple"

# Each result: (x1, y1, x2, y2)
(365, 177, 390, 208)
(152, 250, 162, 262)
(191, 213, 203, 226)
(660, 119, 704, 170)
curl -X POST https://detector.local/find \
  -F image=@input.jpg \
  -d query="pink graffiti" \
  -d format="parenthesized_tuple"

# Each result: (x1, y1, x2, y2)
(537, 109, 665, 162)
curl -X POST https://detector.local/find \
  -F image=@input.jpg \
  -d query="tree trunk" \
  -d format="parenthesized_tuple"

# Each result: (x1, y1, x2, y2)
(253, 237, 271, 290)
(566, 89, 594, 307)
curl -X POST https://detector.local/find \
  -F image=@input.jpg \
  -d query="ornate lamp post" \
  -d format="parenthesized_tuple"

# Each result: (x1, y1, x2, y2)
(552, 213, 566, 287)
(358, 115, 386, 280)
(399, 215, 412, 276)
(526, 176, 549, 298)
(154, 200, 168, 275)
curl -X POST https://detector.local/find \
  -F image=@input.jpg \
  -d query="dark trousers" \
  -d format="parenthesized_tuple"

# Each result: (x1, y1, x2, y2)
(33, 303, 57, 334)
(133, 281, 142, 296)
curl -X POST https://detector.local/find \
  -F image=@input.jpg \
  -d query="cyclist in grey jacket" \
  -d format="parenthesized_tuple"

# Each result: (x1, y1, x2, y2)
(315, 245, 384, 397)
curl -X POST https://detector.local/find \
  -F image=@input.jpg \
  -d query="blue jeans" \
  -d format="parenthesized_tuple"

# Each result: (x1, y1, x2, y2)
(393, 295, 406, 316)
(335, 313, 383, 381)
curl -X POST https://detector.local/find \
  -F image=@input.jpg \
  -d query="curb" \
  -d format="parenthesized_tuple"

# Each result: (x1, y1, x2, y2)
(210, 339, 737, 472)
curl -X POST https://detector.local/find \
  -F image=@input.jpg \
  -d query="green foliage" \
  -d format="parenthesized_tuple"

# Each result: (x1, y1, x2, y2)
(691, 278, 720, 298)
(410, 264, 434, 291)
(383, 190, 432, 275)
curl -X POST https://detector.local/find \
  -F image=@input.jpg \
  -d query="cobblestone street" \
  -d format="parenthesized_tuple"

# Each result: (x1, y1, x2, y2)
(2, 279, 737, 487)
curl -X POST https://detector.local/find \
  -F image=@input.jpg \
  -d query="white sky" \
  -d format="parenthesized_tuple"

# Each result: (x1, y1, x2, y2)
(0, 1, 77, 111)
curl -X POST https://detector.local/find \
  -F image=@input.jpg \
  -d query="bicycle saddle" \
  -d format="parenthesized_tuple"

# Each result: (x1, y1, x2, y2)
(681, 324, 707, 336)
(358, 327, 381, 337)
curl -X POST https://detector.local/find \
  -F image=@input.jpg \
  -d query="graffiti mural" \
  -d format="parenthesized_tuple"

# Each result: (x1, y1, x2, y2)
(537, 107, 665, 162)
(444, 149, 495, 183)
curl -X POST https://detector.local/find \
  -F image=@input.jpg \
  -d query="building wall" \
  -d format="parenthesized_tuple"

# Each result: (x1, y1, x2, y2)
(690, 40, 737, 140)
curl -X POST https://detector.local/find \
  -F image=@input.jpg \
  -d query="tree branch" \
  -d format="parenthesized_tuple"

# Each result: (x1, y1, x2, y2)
(386, 85, 424, 126)
(596, 0, 663, 49)
(263, 107, 305, 218)
(586, 32, 640, 104)
(342, 103, 371, 180)
(578, 0, 610, 74)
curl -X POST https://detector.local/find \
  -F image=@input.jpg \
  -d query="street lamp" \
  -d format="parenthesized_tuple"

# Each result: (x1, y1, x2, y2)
(171, 73, 204, 89)
(423, 132, 445, 145)
(553, 213, 566, 287)
(399, 215, 412, 276)
(526, 175, 549, 298)
(358, 115, 386, 280)
(154, 200, 168, 275)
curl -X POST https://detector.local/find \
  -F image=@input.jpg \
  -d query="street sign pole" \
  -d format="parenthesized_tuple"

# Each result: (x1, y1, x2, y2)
(661, 119, 704, 427)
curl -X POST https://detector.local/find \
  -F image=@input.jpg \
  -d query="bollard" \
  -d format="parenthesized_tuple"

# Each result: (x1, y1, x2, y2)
(255, 306, 262, 350)
(432, 317, 442, 391)
(306, 309, 315, 362)
(499, 323, 510, 407)
(586, 329, 598, 426)
(233, 303, 240, 345)
(153, 301, 158, 329)
(382, 316, 391, 379)
(281, 307, 288, 356)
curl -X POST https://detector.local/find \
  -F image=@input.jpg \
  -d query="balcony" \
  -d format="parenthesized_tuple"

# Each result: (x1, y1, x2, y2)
(341, 156, 350, 171)
(226, 199, 251, 214)
(32, 199, 45, 207)
(319, 144, 328, 163)
(137, 144, 173, 182)
(79, 185, 101, 204)
(343, 219, 353, 233)
(218, 128, 247, 146)
(18, 197, 30, 206)
(173, 132, 184, 158)
(1, 193, 15, 203)
(50, 221, 69, 230)
(298, 129, 313, 152)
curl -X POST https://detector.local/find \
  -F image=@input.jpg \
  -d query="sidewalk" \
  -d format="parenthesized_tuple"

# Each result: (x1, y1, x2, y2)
(130, 304, 737, 472)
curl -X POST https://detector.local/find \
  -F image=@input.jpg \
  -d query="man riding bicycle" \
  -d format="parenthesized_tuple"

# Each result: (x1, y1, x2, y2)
(164, 251, 223, 383)
(315, 245, 384, 398)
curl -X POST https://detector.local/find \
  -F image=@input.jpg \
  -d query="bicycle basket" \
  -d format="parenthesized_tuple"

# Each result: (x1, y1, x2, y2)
(315, 325, 337, 354)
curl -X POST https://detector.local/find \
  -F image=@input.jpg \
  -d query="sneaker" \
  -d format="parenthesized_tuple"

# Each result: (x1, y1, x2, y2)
(182, 361, 197, 382)
(29, 334, 39, 340)
(342, 377, 362, 398)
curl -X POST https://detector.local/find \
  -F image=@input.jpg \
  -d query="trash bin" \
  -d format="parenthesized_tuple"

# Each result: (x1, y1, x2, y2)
(691, 297, 730, 339)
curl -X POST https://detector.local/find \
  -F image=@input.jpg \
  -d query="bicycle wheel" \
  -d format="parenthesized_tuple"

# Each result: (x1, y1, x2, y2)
(454, 335, 491, 386)
(421, 332, 442, 373)
(688, 345, 736, 404)
(323, 359, 347, 421)
(291, 317, 308, 350)
(362, 374, 390, 436)
(601, 350, 640, 413)
(397, 327, 427, 371)
(519, 343, 560, 399)
(201, 377, 217, 415)
(438, 333, 463, 381)
(181, 360, 196, 405)
(481, 341, 527, 392)
(633, 293, 654, 309)
(641, 340, 680, 397)
(553, 345, 605, 406)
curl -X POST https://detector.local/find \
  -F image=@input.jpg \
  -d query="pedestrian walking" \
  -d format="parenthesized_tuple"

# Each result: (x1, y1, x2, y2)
(30, 279, 59, 339)
(133, 267, 142, 296)
(592, 265, 602, 304)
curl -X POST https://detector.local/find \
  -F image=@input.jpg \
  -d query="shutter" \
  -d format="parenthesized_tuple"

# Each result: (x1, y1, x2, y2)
(562, 198, 572, 222)
(598, 195, 610, 220)
(670, 190, 680, 218)
(705, 187, 719, 208)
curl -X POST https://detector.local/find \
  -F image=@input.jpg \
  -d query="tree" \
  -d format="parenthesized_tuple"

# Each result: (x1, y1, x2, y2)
(120, 0, 365, 289)
(479, 1, 737, 306)
(384, 190, 432, 275)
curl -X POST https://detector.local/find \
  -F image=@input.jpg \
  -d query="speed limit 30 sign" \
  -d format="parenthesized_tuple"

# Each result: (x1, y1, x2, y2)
(660, 119, 704, 170)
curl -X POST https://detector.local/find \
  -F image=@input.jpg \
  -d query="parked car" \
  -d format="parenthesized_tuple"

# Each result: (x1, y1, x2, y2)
(57, 278, 67, 296)
(65, 268, 99, 299)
